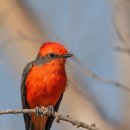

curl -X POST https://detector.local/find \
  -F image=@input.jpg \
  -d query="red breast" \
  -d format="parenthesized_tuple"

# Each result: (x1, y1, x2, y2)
(26, 62, 67, 108)
(25, 42, 68, 108)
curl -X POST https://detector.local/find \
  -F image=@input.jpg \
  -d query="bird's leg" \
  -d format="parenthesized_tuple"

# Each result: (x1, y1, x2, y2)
(35, 105, 54, 117)
(35, 106, 42, 116)
(40, 106, 48, 117)
(35, 106, 48, 117)
(47, 105, 54, 117)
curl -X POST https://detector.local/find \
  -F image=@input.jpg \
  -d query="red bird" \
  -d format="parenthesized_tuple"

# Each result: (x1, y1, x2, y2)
(21, 42, 72, 130)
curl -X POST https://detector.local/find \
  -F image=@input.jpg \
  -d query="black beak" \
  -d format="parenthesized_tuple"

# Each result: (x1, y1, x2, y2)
(62, 53, 73, 58)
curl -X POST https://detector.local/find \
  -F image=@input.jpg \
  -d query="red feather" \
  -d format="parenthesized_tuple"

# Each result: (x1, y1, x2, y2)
(25, 42, 68, 130)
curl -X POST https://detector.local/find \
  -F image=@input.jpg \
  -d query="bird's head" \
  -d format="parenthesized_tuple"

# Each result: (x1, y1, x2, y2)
(38, 42, 72, 65)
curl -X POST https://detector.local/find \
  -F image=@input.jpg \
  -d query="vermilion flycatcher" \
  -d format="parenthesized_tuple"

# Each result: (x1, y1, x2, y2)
(21, 42, 72, 130)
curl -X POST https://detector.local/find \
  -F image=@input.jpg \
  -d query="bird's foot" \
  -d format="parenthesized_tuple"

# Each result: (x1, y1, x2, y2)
(35, 106, 48, 117)
(47, 105, 54, 117)
(35, 106, 42, 116)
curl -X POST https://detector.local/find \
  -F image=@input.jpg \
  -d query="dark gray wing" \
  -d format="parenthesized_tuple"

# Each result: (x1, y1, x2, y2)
(45, 95, 63, 130)
(21, 61, 33, 130)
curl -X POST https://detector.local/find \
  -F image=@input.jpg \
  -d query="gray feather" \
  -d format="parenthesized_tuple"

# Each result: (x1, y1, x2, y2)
(21, 61, 33, 130)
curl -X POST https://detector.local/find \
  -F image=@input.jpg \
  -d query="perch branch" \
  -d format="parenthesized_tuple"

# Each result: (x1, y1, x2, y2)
(0, 107, 99, 130)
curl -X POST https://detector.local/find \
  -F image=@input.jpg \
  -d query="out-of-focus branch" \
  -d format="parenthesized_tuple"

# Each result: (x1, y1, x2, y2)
(112, 1, 130, 55)
(0, 107, 99, 130)
(0, 1, 19, 26)
(115, 46, 130, 54)
(70, 57, 130, 93)
(18, 31, 41, 42)
(83, 68, 130, 92)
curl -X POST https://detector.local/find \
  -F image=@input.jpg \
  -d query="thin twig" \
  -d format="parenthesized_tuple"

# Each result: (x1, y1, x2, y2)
(0, 107, 99, 130)
(84, 69, 130, 92)
(70, 57, 130, 93)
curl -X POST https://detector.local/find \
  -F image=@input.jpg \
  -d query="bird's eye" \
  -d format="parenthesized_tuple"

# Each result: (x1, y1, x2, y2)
(49, 53, 55, 58)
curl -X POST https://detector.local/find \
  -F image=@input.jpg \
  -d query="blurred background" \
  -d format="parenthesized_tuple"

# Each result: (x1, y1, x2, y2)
(0, 0, 130, 130)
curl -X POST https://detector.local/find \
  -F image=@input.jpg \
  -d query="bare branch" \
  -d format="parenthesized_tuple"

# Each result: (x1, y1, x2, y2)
(0, 108, 36, 115)
(115, 46, 130, 55)
(83, 68, 130, 92)
(70, 57, 130, 93)
(0, 107, 100, 130)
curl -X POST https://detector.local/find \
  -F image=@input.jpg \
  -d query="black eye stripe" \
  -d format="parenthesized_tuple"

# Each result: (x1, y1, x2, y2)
(48, 53, 60, 59)
(35, 53, 65, 65)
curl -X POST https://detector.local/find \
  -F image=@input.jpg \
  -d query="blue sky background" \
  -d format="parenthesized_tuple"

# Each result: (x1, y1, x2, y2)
(0, 0, 128, 130)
